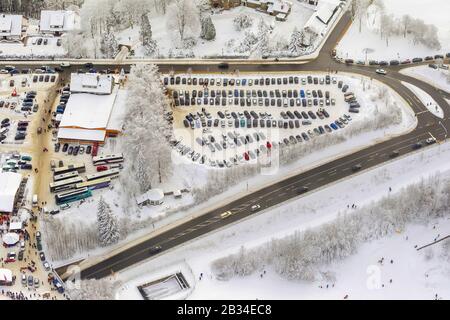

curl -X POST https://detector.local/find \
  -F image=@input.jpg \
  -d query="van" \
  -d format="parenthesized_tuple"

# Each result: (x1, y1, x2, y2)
(50, 160, 56, 169)
(32, 194, 38, 207)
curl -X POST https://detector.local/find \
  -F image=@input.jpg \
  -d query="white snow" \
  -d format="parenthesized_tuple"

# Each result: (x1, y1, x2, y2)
(336, 0, 450, 62)
(401, 65, 450, 94)
(402, 81, 444, 119)
(0, 172, 22, 213)
(115, 140, 450, 300)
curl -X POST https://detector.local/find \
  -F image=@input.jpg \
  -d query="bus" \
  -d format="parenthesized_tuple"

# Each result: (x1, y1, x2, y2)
(49, 177, 83, 193)
(55, 188, 92, 205)
(92, 153, 124, 165)
(53, 171, 79, 182)
(86, 168, 120, 181)
(75, 177, 111, 190)
(53, 163, 86, 175)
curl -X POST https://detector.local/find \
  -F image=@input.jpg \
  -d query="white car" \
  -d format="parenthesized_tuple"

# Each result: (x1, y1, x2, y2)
(426, 137, 436, 145)
(60, 62, 71, 67)
(376, 69, 387, 75)
(251, 204, 261, 212)
(60, 203, 71, 210)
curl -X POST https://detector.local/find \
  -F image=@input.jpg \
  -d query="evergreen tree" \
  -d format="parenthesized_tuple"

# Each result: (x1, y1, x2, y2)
(140, 14, 153, 46)
(100, 32, 119, 58)
(200, 15, 216, 41)
(97, 196, 120, 247)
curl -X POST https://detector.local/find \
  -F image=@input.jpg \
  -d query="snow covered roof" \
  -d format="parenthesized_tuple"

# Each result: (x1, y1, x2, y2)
(59, 90, 117, 130)
(70, 73, 114, 95)
(315, 2, 338, 24)
(0, 14, 23, 37)
(0, 172, 22, 213)
(9, 221, 23, 231)
(107, 89, 127, 132)
(2, 232, 19, 245)
(58, 128, 107, 142)
(0, 269, 12, 283)
(303, 13, 326, 35)
(39, 10, 80, 33)
(267, 1, 291, 14)
(136, 189, 165, 205)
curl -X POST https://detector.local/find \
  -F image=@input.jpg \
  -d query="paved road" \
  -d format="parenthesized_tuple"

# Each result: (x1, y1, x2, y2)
(3, 11, 448, 280)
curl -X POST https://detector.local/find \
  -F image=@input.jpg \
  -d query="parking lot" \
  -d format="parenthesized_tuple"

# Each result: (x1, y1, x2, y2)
(166, 73, 359, 168)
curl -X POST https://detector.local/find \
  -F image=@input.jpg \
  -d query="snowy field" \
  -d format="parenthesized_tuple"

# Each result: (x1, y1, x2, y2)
(115, 140, 450, 300)
(336, 0, 450, 61)
(117, 3, 315, 59)
(401, 65, 450, 94)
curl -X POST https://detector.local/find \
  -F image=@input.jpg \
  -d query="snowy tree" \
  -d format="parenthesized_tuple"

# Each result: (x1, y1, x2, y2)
(97, 196, 120, 247)
(288, 27, 305, 55)
(166, 0, 200, 42)
(140, 13, 152, 45)
(200, 15, 216, 41)
(140, 13, 158, 56)
(233, 13, 253, 31)
(100, 32, 119, 58)
(67, 278, 119, 300)
(254, 20, 270, 57)
(122, 64, 173, 197)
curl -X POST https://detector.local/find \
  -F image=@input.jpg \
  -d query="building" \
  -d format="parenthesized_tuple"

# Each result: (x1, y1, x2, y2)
(242, 0, 292, 19)
(302, 0, 341, 46)
(0, 14, 27, 42)
(136, 189, 165, 206)
(0, 172, 22, 214)
(39, 10, 80, 35)
(210, 0, 242, 9)
(57, 73, 126, 144)
(70, 73, 114, 95)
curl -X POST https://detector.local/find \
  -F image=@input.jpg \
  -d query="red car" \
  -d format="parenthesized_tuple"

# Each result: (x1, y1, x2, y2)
(5, 252, 16, 263)
(96, 165, 108, 172)
(92, 143, 99, 157)
(244, 152, 249, 161)
(266, 141, 272, 149)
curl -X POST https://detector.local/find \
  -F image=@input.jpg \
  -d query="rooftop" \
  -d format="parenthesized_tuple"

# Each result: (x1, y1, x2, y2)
(0, 172, 22, 213)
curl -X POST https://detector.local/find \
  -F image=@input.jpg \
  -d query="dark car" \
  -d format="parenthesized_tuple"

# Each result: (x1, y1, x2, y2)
(86, 145, 92, 154)
(67, 146, 73, 155)
(85, 62, 94, 69)
(297, 186, 309, 194)
(62, 143, 69, 152)
(54, 143, 60, 152)
(218, 62, 229, 69)
(412, 57, 423, 63)
(412, 142, 423, 150)
(389, 150, 400, 158)
(389, 60, 400, 66)
(149, 245, 162, 255)
(352, 164, 362, 172)
(39, 252, 46, 261)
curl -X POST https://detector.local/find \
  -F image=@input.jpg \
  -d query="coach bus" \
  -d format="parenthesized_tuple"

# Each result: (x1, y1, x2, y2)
(92, 153, 124, 165)
(53, 163, 86, 175)
(53, 170, 79, 182)
(85, 168, 120, 181)
(55, 187, 92, 205)
(75, 177, 111, 191)
(49, 177, 83, 193)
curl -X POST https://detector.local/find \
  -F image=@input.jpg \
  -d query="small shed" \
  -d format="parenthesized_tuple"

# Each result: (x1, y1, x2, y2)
(136, 189, 165, 206)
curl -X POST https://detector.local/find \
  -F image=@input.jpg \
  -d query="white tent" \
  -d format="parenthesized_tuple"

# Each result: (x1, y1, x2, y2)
(0, 172, 22, 213)
(2, 232, 19, 246)
(0, 269, 13, 285)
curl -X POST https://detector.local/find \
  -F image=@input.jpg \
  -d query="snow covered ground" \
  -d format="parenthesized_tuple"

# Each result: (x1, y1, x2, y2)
(336, 0, 450, 62)
(114, 140, 450, 300)
(117, 2, 315, 59)
(402, 82, 444, 119)
(401, 65, 450, 94)
(47, 72, 416, 265)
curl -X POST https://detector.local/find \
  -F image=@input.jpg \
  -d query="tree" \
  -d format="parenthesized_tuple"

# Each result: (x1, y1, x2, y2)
(122, 64, 173, 197)
(166, 0, 200, 42)
(140, 13, 158, 56)
(100, 32, 119, 58)
(140, 13, 152, 46)
(97, 196, 120, 247)
(233, 13, 253, 31)
(67, 278, 118, 300)
(200, 15, 216, 41)
(288, 27, 305, 55)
